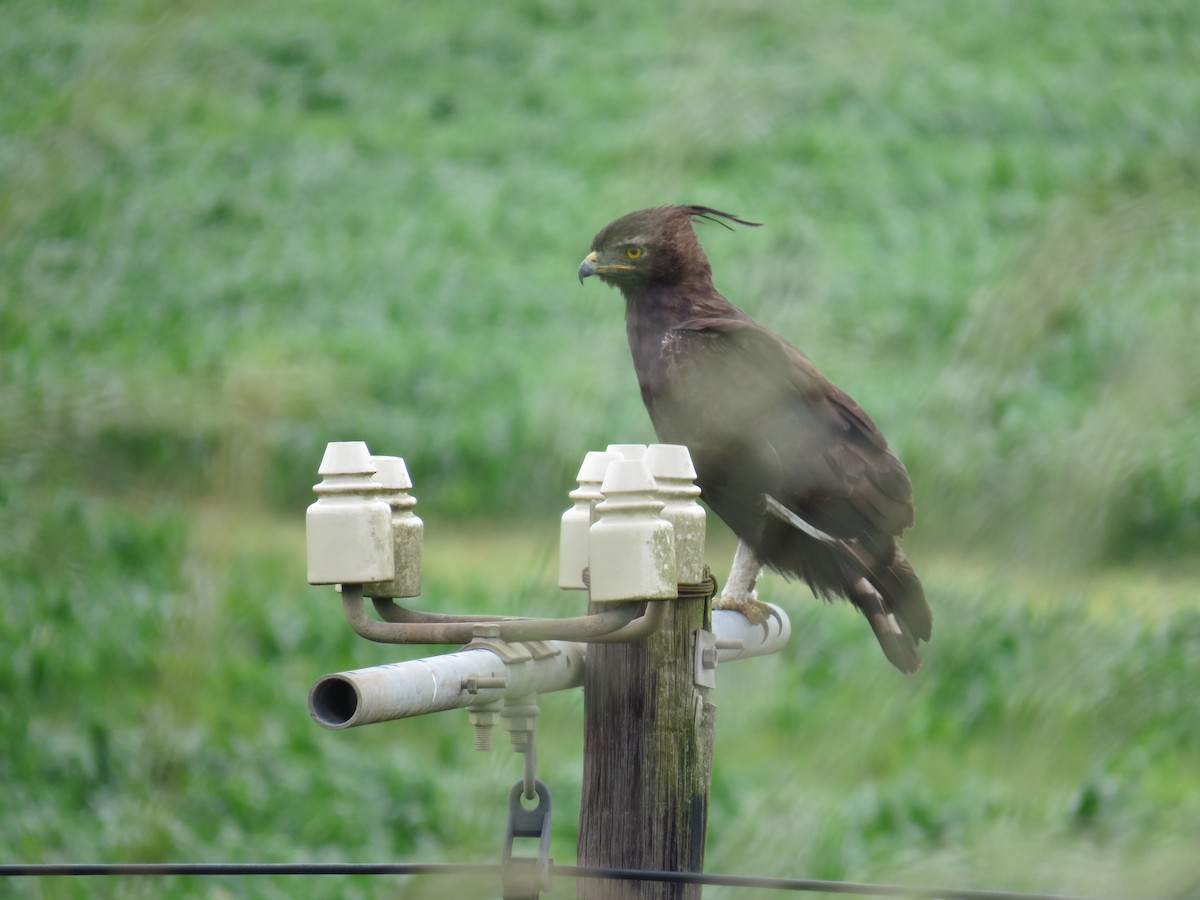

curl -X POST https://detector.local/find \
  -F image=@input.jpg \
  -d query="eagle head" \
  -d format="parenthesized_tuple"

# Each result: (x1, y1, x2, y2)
(578, 205, 761, 290)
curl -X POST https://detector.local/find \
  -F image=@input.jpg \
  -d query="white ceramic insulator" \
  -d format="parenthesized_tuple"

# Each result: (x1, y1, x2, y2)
(559, 450, 622, 590)
(365, 455, 424, 599)
(588, 458, 676, 602)
(305, 441, 395, 585)
(605, 442, 647, 461)
(645, 443, 707, 584)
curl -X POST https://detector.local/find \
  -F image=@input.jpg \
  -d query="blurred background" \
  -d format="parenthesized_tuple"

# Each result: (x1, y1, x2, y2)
(1, 1, 1197, 897)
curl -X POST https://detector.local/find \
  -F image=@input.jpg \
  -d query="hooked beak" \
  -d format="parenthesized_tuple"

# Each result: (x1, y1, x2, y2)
(578, 251, 598, 283)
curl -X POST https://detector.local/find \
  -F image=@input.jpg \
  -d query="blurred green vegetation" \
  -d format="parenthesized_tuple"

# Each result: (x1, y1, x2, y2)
(2, 0, 1198, 897)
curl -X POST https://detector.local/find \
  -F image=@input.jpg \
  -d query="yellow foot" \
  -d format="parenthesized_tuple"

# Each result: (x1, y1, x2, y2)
(713, 595, 775, 626)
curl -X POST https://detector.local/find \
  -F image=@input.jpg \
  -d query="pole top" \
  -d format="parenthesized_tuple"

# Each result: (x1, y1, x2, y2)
(318, 440, 376, 477)
(599, 457, 659, 498)
(575, 450, 623, 484)
(371, 455, 413, 491)
(605, 443, 647, 461)
(645, 443, 698, 483)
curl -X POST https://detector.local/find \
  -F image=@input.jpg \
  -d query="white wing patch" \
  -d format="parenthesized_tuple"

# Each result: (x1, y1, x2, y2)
(764, 494, 837, 545)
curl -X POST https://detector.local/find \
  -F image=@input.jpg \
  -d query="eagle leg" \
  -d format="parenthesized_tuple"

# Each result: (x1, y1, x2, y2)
(714, 538, 778, 628)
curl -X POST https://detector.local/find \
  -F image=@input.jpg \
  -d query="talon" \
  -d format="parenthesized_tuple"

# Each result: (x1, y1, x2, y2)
(714, 595, 775, 628)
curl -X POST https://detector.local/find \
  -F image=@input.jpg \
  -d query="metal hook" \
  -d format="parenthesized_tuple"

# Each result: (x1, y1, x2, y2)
(501, 779, 552, 900)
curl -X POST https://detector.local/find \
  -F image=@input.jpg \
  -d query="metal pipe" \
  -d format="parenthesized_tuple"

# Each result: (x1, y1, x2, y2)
(371, 598, 512, 625)
(309, 639, 586, 729)
(584, 599, 668, 643)
(713, 603, 791, 662)
(311, 600, 790, 730)
(377, 596, 668, 643)
(346, 586, 773, 654)
(341, 585, 649, 645)
(342, 587, 477, 643)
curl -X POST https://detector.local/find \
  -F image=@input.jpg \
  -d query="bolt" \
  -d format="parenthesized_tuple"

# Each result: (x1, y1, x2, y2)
(473, 723, 495, 751)
(501, 697, 540, 753)
(462, 674, 507, 695)
(468, 703, 502, 752)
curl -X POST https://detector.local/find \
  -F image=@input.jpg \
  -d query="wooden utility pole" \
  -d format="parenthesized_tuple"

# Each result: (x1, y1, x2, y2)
(577, 590, 715, 900)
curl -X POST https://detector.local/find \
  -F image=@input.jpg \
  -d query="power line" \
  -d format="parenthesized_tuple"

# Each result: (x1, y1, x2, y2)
(566, 865, 1099, 899)
(0, 863, 477, 877)
(0, 861, 1105, 899)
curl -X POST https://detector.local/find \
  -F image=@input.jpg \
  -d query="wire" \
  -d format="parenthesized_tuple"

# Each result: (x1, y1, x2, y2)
(0, 864, 481, 877)
(0, 861, 1104, 899)
(564, 865, 1098, 899)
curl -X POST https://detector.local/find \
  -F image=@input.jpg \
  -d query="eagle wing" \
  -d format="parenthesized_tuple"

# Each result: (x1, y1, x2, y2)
(642, 313, 931, 659)
(645, 316, 913, 548)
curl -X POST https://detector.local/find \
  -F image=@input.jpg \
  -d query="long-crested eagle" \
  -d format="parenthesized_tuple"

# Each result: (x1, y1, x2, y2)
(578, 205, 931, 672)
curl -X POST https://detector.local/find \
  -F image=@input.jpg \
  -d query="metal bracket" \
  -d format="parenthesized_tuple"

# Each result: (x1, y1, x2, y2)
(464, 632, 535, 664)
(694, 628, 718, 688)
(694, 628, 745, 688)
(501, 778, 553, 900)
(521, 640, 561, 661)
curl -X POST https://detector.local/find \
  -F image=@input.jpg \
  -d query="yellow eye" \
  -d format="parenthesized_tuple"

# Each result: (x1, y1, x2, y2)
(624, 246, 644, 260)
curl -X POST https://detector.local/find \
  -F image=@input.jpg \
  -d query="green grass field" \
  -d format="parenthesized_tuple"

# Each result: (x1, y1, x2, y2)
(2, 1, 1199, 897)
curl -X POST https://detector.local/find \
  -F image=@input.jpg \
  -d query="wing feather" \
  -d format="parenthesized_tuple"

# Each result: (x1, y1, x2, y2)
(647, 320, 915, 548)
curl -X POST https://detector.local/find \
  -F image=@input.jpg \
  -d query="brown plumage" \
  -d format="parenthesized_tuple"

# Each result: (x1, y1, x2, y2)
(578, 205, 931, 672)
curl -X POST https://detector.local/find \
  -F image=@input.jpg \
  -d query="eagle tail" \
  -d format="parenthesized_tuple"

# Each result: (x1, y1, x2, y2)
(761, 496, 932, 672)
(847, 548, 930, 674)
(874, 547, 932, 641)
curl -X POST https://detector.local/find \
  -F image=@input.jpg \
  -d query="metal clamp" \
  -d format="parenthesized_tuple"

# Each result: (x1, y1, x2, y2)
(501, 779, 553, 900)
